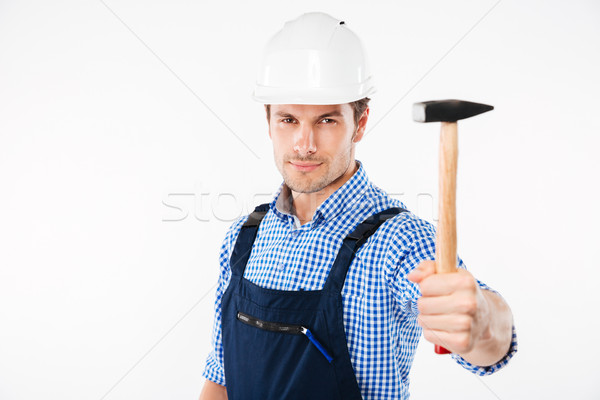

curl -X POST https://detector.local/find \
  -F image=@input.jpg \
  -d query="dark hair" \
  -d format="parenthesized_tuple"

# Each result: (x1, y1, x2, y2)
(265, 97, 371, 128)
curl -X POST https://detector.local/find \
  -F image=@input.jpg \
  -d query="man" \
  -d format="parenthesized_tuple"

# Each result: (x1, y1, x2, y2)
(200, 12, 516, 400)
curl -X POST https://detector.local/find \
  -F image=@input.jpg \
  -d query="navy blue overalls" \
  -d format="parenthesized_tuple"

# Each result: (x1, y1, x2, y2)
(221, 203, 406, 399)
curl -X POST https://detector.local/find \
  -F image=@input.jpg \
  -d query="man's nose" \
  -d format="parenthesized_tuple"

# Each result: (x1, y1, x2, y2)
(293, 123, 317, 155)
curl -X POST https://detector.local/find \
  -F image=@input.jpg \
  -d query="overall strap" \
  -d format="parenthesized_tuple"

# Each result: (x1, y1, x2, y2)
(230, 203, 270, 277)
(324, 207, 407, 294)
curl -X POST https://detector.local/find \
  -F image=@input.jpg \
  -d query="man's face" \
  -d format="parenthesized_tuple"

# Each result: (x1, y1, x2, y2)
(268, 103, 366, 194)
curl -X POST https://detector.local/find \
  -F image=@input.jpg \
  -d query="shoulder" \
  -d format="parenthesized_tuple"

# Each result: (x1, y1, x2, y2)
(364, 184, 437, 269)
(366, 183, 436, 244)
(219, 213, 250, 257)
(220, 202, 278, 256)
(378, 210, 436, 269)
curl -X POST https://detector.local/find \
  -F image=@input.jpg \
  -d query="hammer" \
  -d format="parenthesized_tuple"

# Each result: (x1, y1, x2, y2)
(412, 99, 493, 354)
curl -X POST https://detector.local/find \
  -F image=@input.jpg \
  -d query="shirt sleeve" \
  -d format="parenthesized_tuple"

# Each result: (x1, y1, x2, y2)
(384, 214, 436, 317)
(201, 216, 247, 386)
(385, 213, 517, 376)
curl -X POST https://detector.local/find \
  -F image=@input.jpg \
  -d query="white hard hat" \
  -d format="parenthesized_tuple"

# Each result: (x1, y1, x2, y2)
(252, 12, 375, 105)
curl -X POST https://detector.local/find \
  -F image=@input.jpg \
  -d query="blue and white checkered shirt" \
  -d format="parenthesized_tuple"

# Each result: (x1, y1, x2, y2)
(202, 160, 517, 399)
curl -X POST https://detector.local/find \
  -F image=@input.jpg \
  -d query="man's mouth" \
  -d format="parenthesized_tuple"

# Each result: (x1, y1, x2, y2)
(288, 161, 322, 172)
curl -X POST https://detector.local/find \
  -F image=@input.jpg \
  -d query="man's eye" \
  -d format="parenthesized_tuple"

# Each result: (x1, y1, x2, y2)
(321, 118, 335, 124)
(282, 118, 294, 123)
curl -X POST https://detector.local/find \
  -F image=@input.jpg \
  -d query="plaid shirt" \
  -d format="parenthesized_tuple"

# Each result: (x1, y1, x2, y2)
(202, 160, 517, 399)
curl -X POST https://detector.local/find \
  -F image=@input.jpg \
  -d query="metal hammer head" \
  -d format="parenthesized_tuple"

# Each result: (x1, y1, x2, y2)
(413, 99, 493, 123)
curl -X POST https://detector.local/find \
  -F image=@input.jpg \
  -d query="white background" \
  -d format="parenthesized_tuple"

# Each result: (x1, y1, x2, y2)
(1, 0, 599, 399)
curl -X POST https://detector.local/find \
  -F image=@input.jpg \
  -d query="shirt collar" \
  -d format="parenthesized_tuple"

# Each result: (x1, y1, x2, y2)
(271, 182, 299, 224)
(269, 159, 371, 228)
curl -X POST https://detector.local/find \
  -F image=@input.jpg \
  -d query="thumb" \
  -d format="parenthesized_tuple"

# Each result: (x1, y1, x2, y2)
(406, 260, 436, 284)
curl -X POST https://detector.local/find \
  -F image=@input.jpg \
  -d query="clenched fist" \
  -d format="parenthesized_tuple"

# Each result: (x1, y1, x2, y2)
(407, 260, 513, 366)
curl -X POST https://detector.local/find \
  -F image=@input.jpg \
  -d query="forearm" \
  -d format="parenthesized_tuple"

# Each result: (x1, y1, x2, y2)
(458, 289, 513, 367)
(199, 379, 228, 400)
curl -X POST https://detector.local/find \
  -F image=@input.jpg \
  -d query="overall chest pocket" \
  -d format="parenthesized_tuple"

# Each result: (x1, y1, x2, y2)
(237, 311, 333, 362)
(224, 305, 343, 400)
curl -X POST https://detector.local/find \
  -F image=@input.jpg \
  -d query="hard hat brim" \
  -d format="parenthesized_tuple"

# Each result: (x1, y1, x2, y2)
(252, 78, 376, 105)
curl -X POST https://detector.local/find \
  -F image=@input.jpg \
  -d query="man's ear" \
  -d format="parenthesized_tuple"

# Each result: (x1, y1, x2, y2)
(265, 105, 272, 139)
(352, 107, 370, 143)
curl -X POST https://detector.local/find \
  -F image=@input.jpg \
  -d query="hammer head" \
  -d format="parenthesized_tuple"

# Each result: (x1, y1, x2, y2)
(413, 99, 493, 123)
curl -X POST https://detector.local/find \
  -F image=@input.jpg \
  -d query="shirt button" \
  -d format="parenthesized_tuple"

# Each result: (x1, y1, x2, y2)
(277, 263, 285, 271)
(291, 230, 300, 238)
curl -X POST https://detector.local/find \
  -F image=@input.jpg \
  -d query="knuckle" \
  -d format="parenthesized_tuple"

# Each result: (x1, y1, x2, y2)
(417, 298, 426, 314)
(460, 298, 478, 315)
(457, 316, 473, 332)
(419, 281, 429, 295)
(459, 274, 476, 291)
(455, 333, 471, 351)
(422, 329, 436, 343)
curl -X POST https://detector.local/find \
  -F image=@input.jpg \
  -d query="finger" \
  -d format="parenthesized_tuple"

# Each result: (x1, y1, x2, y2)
(406, 260, 436, 283)
(417, 314, 473, 333)
(419, 270, 477, 297)
(417, 294, 478, 316)
(421, 328, 473, 354)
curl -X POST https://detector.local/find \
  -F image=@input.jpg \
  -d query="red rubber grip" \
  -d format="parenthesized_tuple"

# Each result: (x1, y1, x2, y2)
(435, 344, 451, 354)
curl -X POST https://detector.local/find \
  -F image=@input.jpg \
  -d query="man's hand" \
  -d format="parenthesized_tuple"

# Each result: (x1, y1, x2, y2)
(199, 380, 227, 400)
(407, 260, 513, 367)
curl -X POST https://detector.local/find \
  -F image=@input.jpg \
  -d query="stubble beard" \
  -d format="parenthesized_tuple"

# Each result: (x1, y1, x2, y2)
(277, 146, 353, 194)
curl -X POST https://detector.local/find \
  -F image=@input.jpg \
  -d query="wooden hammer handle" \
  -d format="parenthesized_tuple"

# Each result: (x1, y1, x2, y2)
(434, 122, 458, 355)
(436, 122, 458, 274)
